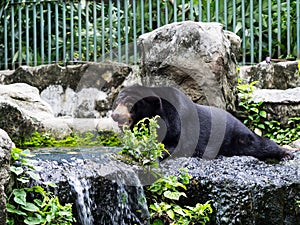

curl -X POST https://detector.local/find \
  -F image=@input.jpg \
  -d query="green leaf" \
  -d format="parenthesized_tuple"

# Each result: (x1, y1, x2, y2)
(10, 166, 24, 175)
(6, 203, 27, 216)
(26, 171, 41, 181)
(21, 202, 39, 212)
(163, 190, 186, 200)
(24, 214, 44, 225)
(259, 111, 267, 118)
(166, 209, 175, 219)
(13, 189, 27, 206)
(152, 218, 164, 225)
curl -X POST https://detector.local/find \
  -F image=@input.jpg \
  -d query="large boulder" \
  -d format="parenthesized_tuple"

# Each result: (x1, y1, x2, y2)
(0, 83, 71, 141)
(138, 21, 241, 112)
(239, 61, 300, 89)
(0, 129, 14, 224)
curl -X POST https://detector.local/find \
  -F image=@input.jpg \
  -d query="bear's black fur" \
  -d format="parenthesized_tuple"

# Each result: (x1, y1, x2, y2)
(112, 86, 294, 161)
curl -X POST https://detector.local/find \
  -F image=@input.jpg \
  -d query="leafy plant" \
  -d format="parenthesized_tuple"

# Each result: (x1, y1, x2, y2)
(148, 168, 213, 225)
(237, 80, 300, 145)
(117, 116, 168, 167)
(236, 80, 267, 134)
(6, 148, 75, 225)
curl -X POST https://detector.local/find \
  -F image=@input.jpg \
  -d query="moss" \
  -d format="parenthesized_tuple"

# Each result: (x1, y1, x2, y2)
(16, 130, 121, 149)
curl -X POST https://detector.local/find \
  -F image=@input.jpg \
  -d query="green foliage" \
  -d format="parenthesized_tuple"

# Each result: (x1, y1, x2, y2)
(237, 80, 300, 145)
(117, 117, 212, 224)
(148, 169, 213, 225)
(117, 116, 168, 167)
(6, 148, 75, 225)
(16, 131, 120, 148)
(237, 80, 267, 133)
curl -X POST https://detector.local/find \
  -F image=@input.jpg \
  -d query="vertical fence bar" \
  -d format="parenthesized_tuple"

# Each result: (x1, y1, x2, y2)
(286, 0, 291, 57)
(268, 0, 272, 57)
(11, 0, 15, 69)
(40, 1, 44, 64)
(26, 2, 29, 65)
(93, 1, 97, 62)
(124, 0, 128, 64)
(157, 0, 161, 26)
(101, 0, 105, 62)
(55, 1, 59, 62)
(141, 0, 145, 33)
(189, 0, 193, 21)
(4, 5, 8, 69)
(233, 0, 236, 32)
(173, 0, 177, 22)
(133, 0, 137, 64)
(33, 0, 37, 66)
(198, 0, 202, 22)
(117, 0, 121, 62)
(181, 0, 185, 21)
(70, 1, 74, 61)
(109, 0, 113, 60)
(224, 0, 227, 29)
(297, 0, 300, 58)
(277, 0, 281, 58)
(241, 0, 246, 64)
(47, 1, 51, 64)
(78, 2, 82, 61)
(206, 0, 210, 22)
(258, 0, 262, 62)
(62, 0, 66, 62)
(165, 0, 169, 24)
(18, 0, 22, 66)
(250, 0, 254, 64)
(85, 1, 89, 61)
(149, 0, 152, 29)
(215, 0, 219, 22)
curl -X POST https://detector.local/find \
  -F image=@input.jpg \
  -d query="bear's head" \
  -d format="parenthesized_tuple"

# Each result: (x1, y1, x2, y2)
(111, 86, 163, 129)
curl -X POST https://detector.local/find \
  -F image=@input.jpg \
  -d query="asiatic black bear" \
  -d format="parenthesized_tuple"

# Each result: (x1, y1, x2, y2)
(112, 86, 294, 161)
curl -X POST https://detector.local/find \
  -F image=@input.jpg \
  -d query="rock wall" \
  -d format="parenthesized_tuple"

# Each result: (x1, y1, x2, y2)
(138, 21, 241, 112)
(0, 129, 14, 224)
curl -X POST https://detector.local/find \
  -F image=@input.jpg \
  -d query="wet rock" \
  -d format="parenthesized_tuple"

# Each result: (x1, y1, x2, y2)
(138, 21, 241, 112)
(252, 87, 300, 125)
(34, 149, 149, 225)
(239, 61, 300, 89)
(163, 152, 300, 225)
(0, 129, 14, 225)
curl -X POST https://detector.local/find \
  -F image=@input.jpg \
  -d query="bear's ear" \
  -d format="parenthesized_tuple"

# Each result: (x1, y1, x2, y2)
(143, 96, 162, 107)
(236, 133, 254, 145)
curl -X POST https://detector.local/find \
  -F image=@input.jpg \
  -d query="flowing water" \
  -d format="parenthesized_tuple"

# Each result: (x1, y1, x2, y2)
(33, 147, 149, 225)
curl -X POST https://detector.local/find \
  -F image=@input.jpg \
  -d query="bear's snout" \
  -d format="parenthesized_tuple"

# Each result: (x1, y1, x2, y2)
(112, 103, 132, 127)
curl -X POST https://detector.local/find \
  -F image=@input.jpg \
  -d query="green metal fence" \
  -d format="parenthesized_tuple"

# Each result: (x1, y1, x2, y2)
(1, 0, 300, 70)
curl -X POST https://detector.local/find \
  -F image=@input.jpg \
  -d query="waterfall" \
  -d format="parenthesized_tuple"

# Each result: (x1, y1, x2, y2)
(34, 147, 150, 225)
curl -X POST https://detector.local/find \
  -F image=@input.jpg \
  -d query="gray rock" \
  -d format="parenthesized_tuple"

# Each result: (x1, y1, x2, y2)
(290, 139, 300, 149)
(2, 62, 133, 116)
(0, 129, 14, 225)
(163, 153, 300, 224)
(0, 83, 54, 141)
(239, 61, 300, 89)
(33, 148, 300, 225)
(41, 85, 107, 118)
(252, 87, 300, 124)
(138, 21, 241, 111)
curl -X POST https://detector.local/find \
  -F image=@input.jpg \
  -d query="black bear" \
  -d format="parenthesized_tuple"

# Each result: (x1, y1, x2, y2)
(112, 86, 294, 161)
